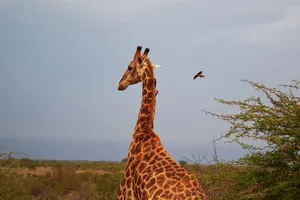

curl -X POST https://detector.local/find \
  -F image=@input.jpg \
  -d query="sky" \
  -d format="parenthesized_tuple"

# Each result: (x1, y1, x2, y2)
(0, 0, 300, 161)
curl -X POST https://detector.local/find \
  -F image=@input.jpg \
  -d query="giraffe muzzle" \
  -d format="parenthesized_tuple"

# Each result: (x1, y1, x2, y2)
(118, 84, 127, 91)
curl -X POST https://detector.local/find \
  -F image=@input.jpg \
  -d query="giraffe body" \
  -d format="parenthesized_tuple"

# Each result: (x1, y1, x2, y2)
(117, 46, 206, 200)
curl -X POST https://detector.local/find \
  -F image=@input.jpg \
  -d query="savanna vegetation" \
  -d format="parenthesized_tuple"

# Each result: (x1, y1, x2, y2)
(1, 79, 299, 200)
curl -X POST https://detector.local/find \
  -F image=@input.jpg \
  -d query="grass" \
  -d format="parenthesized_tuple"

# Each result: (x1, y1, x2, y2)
(1, 157, 250, 200)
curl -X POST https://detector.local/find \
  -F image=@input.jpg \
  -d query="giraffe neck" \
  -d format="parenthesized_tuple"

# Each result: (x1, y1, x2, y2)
(134, 64, 156, 133)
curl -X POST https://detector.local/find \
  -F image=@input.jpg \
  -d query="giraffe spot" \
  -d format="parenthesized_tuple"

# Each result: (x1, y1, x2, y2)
(173, 175, 182, 181)
(133, 143, 142, 154)
(138, 162, 147, 173)
(140, 123, 147, 129)
(145, 177, 156, 188)
(143, 146, 151, 153)
(151, 164, 158, 171)
(155, 147, 163, 153)
(153, 188, 164, 198)
(155, 167, 164, 175)
(163, 182, 171, 190)
(175, 182, 185, 189)
(166, 179, 177, 186)
(157, 162, 162, 168)
(164, 165, 172, 171)
(142, 190, 150, 199)
(159, 152, 167, 157)
(146, 78, 153, 89)
(127, 156, 134, 165)
(150, 139, 158, 147)
(162, 160, 168, 166)
(136, 176, 142, 186)
(165, 156, 173, 162)
(153, 154, 159, 160)
(142, 89, 147, 96)
(127, 190, 133, 197)
(178, 167, 185, 172)
(185, 182, 193, 189)
(149, 158, 156, 165)
(177, 172, 185, 177)
(165, 172, 172, 179)
(168, 193, 174, 199)
(141, 135, 151, 143)
(134, 134, 144, 143)
(173, 165, 180, 170)
(171, 186, 178, 193)
(144, 165, 152, 174)
(129, 179, 134, 188)
(149, 184, 158, 194)
(138, 116, 146, 123)
(135, 153, 142, 161)
(141, 105, 149, 114)
(177, 192, 186, 199)
(184, 188, 191, 196)
(156, 174, 166, 186)
(125, 169, 131, 178)
(147, 92, 153, 99)
(182, 174, 191, 182)
(143, 151, 155, 161)
(143, 141, 150, 147)
(147, 98, 152, 104)
(130, 160, 138, 171)
(134, 187, 139, 198)
(121, 177, 126, 185)
(141, 181, 146, 189)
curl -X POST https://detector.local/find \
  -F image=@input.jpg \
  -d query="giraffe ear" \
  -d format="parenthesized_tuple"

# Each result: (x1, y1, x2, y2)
(153, 64, 163, 70)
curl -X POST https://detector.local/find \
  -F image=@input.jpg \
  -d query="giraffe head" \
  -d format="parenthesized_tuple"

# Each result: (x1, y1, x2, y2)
(118, 46, 161, 91)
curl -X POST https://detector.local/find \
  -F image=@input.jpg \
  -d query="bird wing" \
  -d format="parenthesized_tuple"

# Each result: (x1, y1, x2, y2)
(193, 71, 204, 79)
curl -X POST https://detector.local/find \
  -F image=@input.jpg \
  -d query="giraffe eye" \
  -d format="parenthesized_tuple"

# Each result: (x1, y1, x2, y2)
(128, 66, 133, 71)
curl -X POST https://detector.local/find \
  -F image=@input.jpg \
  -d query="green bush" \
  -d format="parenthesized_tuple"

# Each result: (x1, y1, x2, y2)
(205, 79, 300, 200)
(0, 153, 31, 200)
(93, 173, 123, 200)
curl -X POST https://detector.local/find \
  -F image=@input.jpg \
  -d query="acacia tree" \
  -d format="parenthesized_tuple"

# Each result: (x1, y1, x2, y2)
(204, 79, 300, 200)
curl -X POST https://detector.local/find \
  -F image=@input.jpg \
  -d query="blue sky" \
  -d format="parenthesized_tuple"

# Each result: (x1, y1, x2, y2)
(0, 0, 300, 160)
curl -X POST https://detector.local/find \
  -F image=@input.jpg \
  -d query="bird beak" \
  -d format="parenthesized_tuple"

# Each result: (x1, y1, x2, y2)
(153, 64, 163, 70)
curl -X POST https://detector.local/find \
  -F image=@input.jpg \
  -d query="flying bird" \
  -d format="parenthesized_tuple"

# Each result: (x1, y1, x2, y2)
(193, 71, 205, 80)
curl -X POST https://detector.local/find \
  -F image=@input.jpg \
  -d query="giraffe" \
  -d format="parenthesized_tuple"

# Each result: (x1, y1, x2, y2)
(117, 46, 206, 200)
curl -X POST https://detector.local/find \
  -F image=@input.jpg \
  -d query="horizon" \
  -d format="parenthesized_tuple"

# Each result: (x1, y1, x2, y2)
(1, 136, 246, 162)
